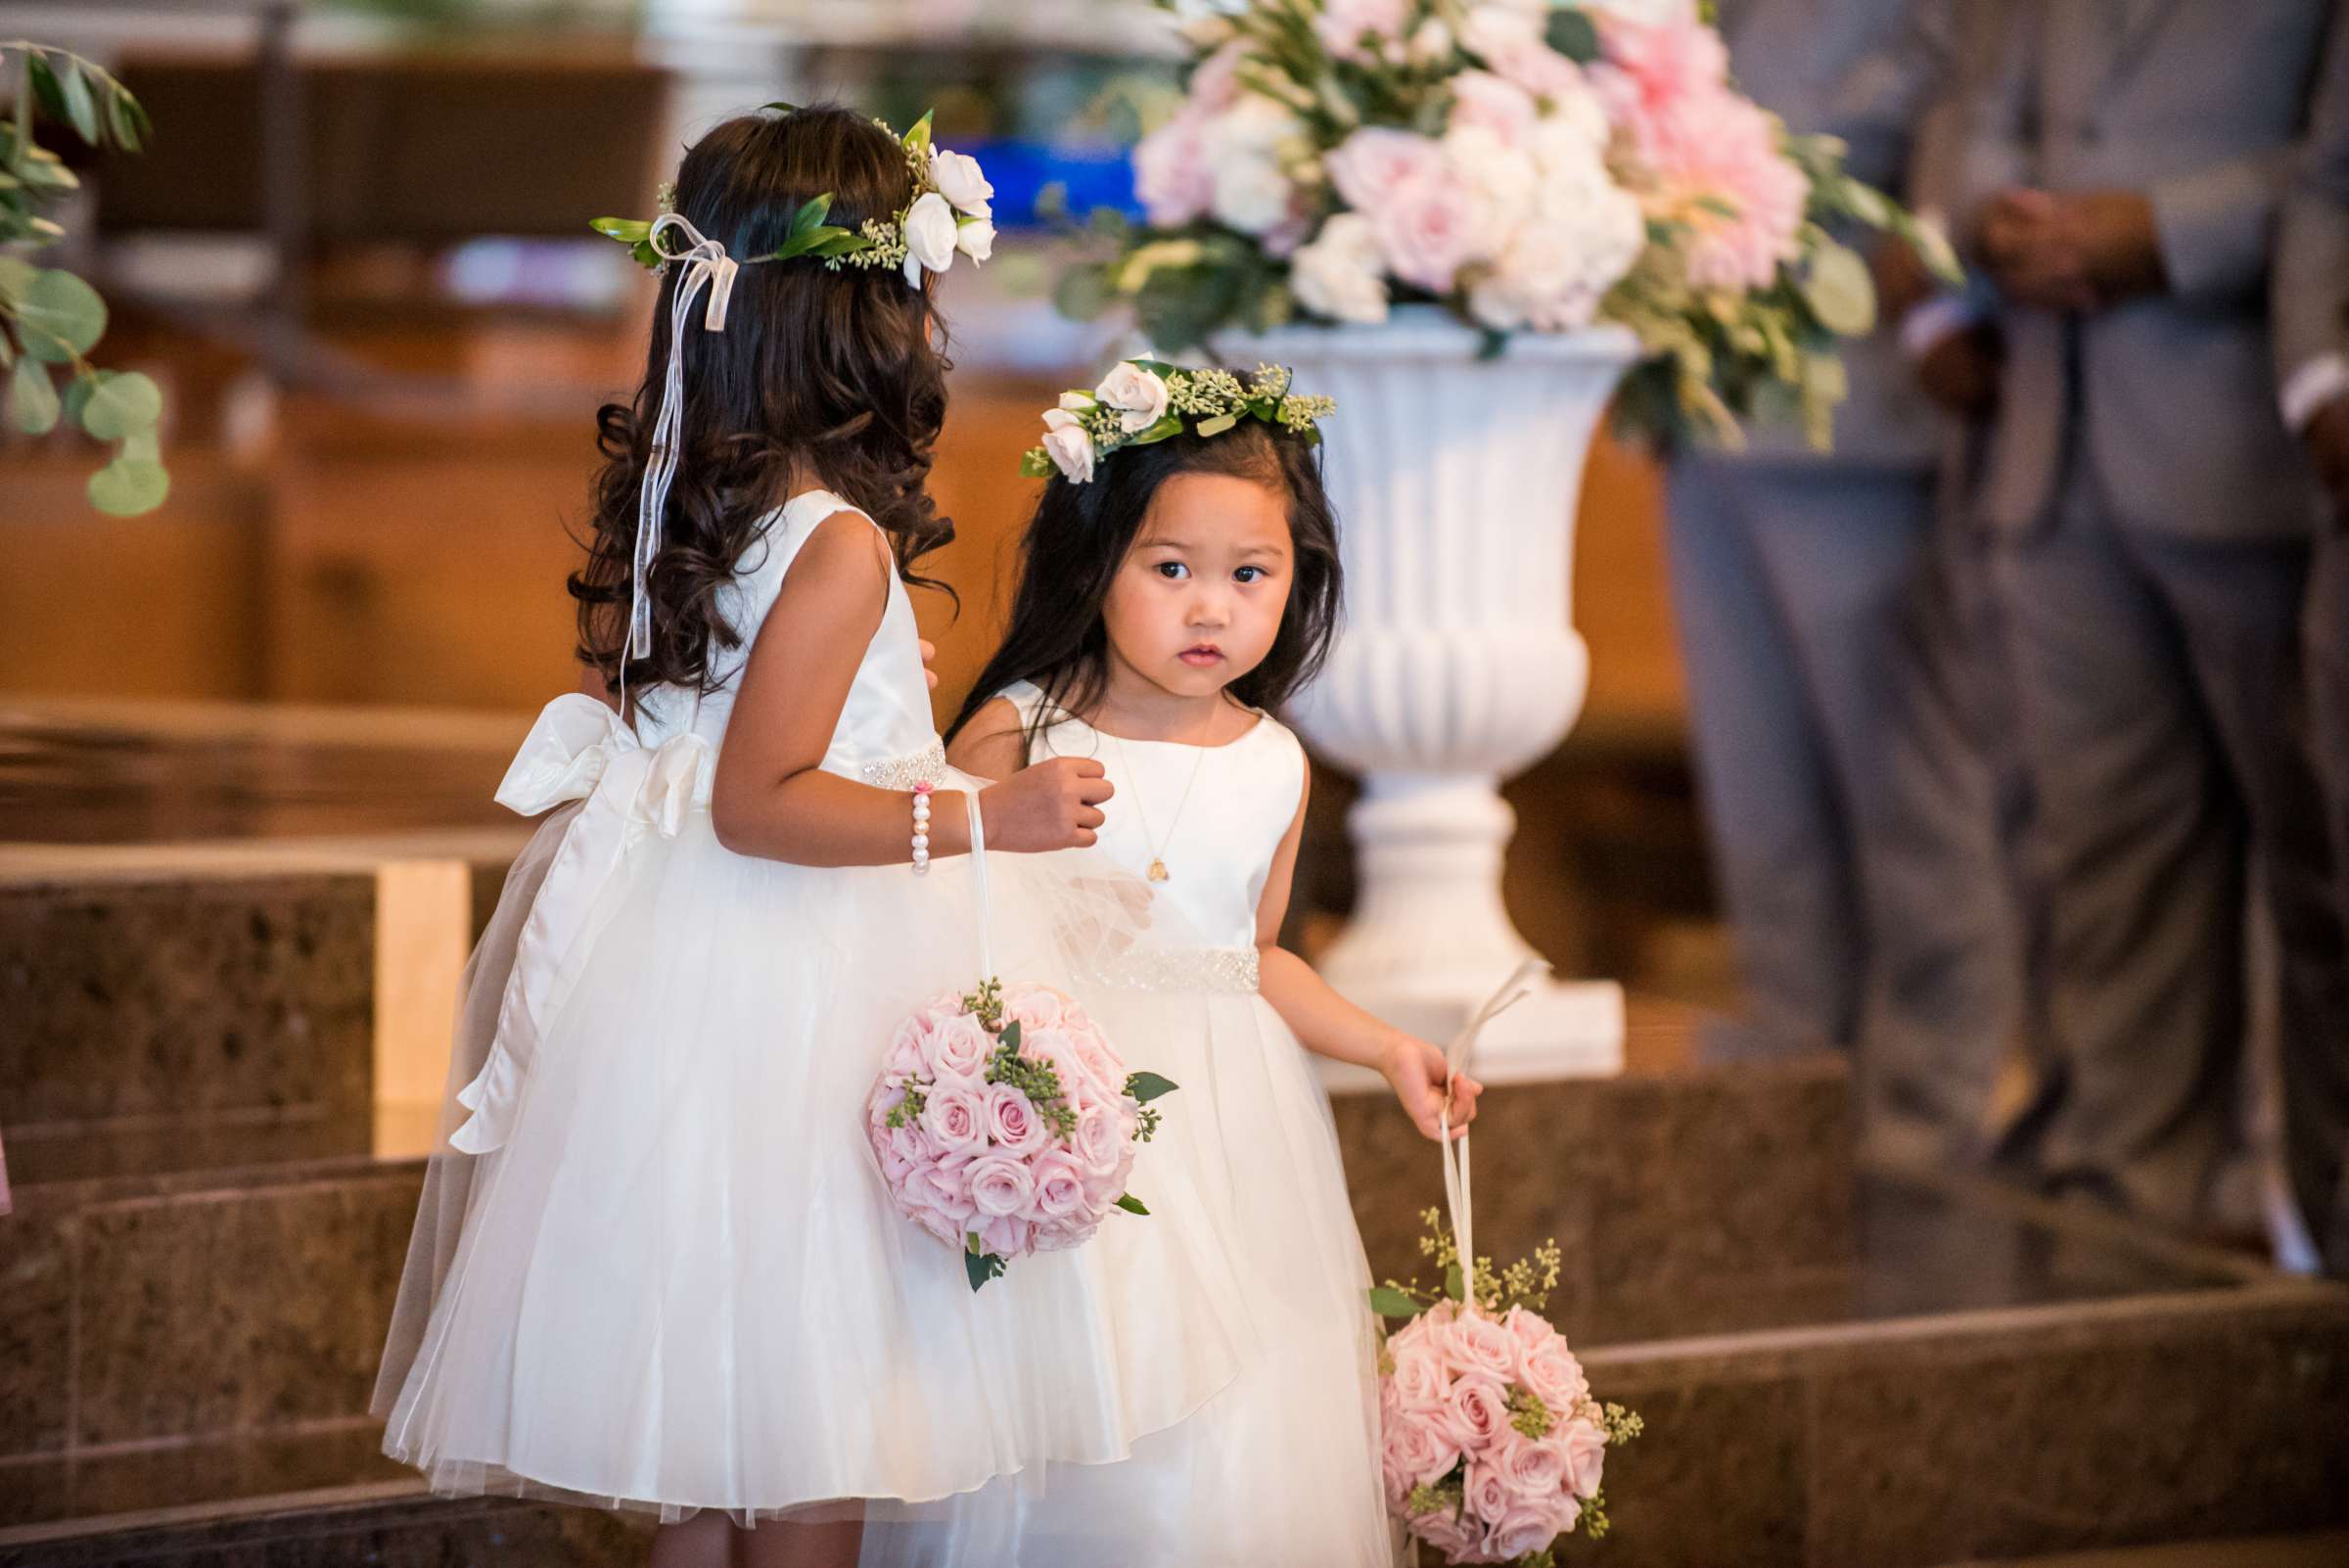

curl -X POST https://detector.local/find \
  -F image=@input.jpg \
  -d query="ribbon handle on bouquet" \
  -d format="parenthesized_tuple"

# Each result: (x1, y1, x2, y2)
(964, 788, 994, 980)
(1438, 959, 1549, 1306)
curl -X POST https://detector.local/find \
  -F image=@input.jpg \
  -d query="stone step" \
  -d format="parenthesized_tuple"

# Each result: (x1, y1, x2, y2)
(1938, 1533, 2349, 1567)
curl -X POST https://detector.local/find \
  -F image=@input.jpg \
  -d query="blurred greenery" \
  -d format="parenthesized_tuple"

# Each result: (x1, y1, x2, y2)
(1, 43, 167, 516)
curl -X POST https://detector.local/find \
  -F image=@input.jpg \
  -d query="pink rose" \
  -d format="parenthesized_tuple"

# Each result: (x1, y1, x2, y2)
(1437, 1373, 1511, 1454)
(919, 1084, 990, 1159)
(967, 1154, 1037, 1219)
(880, 1020, 928, 1083)
(1520, 1344, 1591, 1415)
(1381, 1407, 1461, 1496)
(1313, 0, 1410, 64)
(1497, 1428, 1569, 1499)
(1503, 1305, 1559, 1357)
(1072, 1103, 1125, 1176)
(1450, 1310, 1524, 1383)
(1494, 1501, 1573, 1559)
(1389, 1337, 1452, 1414)
(1134, 109, 1214, 227)
(1325, 126, 1445, 212)
(906, 1200, 965, 1249)
(1449, 69, 1538, 148)
(1030, 1217, 1091, 1253)
(1460, 4, 1588, 98)
(979, 1213, 1031, 1260)
(984, 1084, 1050, 1157)
(916, 1158, 973, 1217)
(1463, 1458, 1515, 1525)
(1029, 1151, 1088, 1220)
(1372, 178, 1482, 296)
(923, 1011, 995, 1083)
(1187, 39, 1249, 112)
(1408, 1506, 1484, 1562)
(1558, 1415, 1607, 1500)
(1005, 985, 1076, 1033)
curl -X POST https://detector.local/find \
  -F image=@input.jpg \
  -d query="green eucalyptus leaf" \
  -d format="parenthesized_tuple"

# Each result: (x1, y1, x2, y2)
(58, 59, 101, 146)
(10, 356, 59, 435)
(1053, 265, 1112, 323)
(24, 53, 65, 119)
(788, 193, 834, 241)
(901, 109, 935, 155)
(0, 255, 34, 299)
(762, 100, 800, 115)
(89, 455, 171, 516)
(0, 329, 13, 369)
(79, 369, 161, 439)
(16, 268, 108, 361)
(806, 231, 873, 258)
(62, 366, 105, 427)
(1545, 10, 1601, 63)
(1367, 1286, 1421, 1319)
(962, 1244, 1005, 1293)
(1113, 1193, 1150, 1216)
(998, 1020, 1023, 1052)
(106, 84, 145, 152)
(1801, 239, 1878, 338)
(1193, 412, 1240, 438)
(119, 430, 161, 464)
(1445, 1263, 1466, 1302)
(590, 216, 652, 242)
(1124, 1071, 1178, 1104)
(1128, 413, 1186, 446)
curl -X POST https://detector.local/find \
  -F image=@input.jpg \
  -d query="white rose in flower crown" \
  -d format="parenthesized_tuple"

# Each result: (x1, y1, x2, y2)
(1040, 422, 1094, 484)
(955, 215, 995, 262)
(902, 191, 960, 277)
(929, 147, 994, 217)
(1095, 362, 1173, 433)
(1290, 212, 1391, 325)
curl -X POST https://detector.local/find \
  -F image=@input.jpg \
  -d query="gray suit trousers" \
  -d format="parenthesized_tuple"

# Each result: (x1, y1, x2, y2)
(1997, 462, 2349, 1234)
(1667, 457, 2020, 1162)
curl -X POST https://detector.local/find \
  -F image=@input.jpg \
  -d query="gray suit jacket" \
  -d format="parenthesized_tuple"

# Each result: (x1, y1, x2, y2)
(2275, 11, 2349, 411)
(1714, 0, 1955, 469)
(1931, 0, 2332, 538)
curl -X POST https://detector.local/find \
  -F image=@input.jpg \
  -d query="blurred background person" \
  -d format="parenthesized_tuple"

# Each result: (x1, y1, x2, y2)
(1920, 0, 2348, 1249)
(1663, 0, 2022, 1168)
(2274, 9, 2349, 1275)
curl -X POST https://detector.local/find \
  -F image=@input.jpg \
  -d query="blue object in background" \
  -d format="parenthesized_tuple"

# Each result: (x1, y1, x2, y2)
(951, 139, 1136, 228)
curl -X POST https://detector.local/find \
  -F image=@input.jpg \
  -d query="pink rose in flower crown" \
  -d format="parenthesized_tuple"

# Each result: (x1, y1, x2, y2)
(866, 978, 1175, 1291)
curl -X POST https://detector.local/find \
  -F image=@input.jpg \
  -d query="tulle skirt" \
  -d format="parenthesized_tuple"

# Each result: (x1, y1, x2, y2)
(859, 984, 1400, 1567)
(374, 792, 1252, 1524)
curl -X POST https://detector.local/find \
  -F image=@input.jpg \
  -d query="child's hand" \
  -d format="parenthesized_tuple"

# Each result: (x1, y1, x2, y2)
(919, 638, 940, 692)
(980, 758, 1115, 852)
(1380, 1036, 1484, 1142)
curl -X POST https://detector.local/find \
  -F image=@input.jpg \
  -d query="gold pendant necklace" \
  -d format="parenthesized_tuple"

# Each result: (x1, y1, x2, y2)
(1109, 731, 1209, 883)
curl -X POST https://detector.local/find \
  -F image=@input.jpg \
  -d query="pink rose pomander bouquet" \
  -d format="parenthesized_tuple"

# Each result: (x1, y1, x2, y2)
(1057, 0, 1958, 448)
(1371, 1211, 1642, 1564)
(866, 977, 1175, 1291)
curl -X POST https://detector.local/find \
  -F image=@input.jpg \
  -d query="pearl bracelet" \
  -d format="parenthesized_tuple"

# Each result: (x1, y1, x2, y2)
(910, 782, 933, 875)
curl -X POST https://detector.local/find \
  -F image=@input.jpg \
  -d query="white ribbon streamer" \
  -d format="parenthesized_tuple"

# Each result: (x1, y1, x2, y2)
(626, 213, 745, 695)
(1438, 959, 1549, 1303)
(964, 788, 994, 981)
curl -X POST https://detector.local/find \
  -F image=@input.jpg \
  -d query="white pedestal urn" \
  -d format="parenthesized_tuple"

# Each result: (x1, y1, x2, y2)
(1216, 309, 1643, 1091)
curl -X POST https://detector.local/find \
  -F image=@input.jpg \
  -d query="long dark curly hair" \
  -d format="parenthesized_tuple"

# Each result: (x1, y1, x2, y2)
(573, 105, 952, 701)
(944, 416, 1343, 753)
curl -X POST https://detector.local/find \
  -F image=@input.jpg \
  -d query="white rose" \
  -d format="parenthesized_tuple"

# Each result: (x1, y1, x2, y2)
(1467, 174, 1644, 333)
(1289, 212, 1391, 326)
(902, 191, 959, 278)
(1058, 391, 1098, 413)
(1530, 89, 1612, 171)
(1212, 152, 1295, 236)
(1408, 17, 1454, 64)
(1041, 423, 1095, 483)
(1583, 0, 1697, 23)
(1094, 362, 1173, 434)
(1041, 407, 1083, 433)
(929, 147, 994, 217)
(955, 214, 995, 262)
(1442, 124, 1538, 262)
(1208, 94, 1303, 158)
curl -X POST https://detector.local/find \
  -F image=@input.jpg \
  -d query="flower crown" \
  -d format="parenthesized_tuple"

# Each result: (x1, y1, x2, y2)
(1021, 360, 1337, 484)
(590, 105, 995, 290)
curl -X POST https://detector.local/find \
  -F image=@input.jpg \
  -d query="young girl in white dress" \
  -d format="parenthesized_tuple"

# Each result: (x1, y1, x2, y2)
(870, 362, 1485, 1567)
(371, 111, 1251, 1568)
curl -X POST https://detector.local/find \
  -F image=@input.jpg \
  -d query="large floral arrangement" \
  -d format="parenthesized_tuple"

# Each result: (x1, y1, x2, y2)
(865, 977, 1176, 1291)
(1058, 0, 1953, 446)
(1371, 1211, 1642, 1563)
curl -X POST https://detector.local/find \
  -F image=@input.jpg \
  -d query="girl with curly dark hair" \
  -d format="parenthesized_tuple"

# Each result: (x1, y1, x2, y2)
(373, 108, 1238, 1567)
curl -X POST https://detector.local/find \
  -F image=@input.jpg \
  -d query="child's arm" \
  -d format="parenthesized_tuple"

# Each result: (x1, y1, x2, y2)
(712, 513, 1110, 865)
(944, 696, 1031, 781)
(1254, 767, 1483, 1142)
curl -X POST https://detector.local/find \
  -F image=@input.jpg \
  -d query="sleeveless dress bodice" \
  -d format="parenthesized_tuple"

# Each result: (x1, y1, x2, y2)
(998, 680, 1308, 957)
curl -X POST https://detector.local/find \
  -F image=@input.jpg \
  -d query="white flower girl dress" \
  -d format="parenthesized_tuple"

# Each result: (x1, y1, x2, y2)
(373, 491, 1253, 1525)
(860, 680, 1398, 1566)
